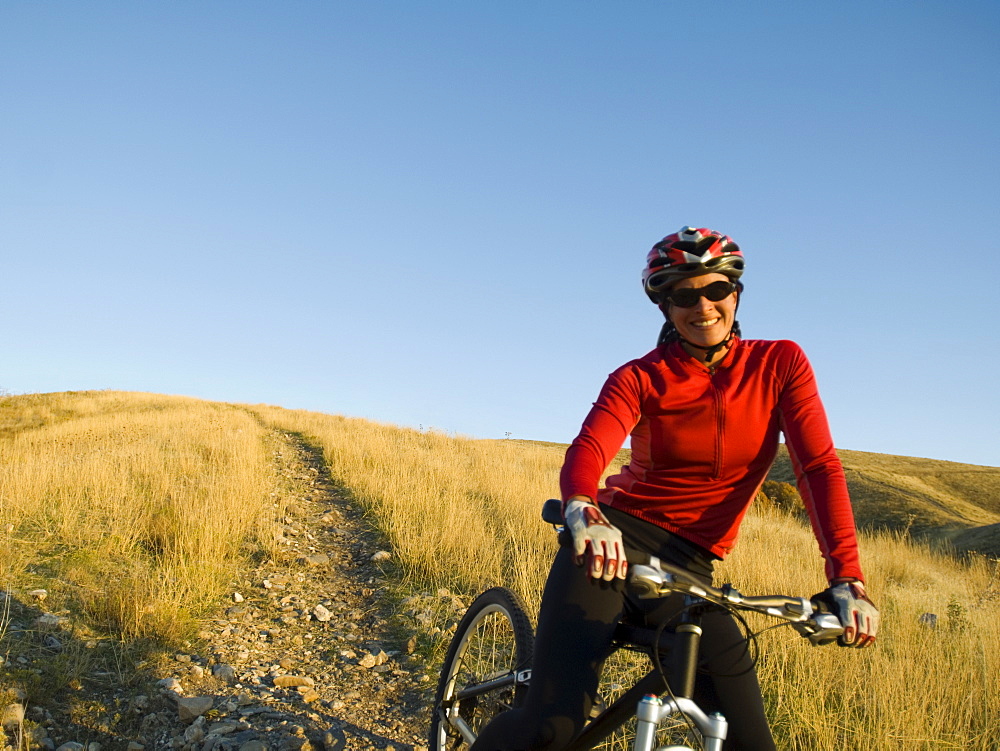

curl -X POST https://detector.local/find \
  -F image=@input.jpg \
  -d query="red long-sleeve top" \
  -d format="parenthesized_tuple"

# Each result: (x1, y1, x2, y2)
(560, 338, 864, 583)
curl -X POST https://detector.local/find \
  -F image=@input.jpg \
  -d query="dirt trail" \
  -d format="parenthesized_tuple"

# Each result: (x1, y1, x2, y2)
(170, 429, 436, 750)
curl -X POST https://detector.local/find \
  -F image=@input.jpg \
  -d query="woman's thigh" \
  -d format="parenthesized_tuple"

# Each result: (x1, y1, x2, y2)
(470, 544, 625, 750)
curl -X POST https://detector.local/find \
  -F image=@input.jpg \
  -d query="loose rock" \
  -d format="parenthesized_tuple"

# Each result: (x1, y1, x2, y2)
(298, 553, 330, 567)
(176, 696, 214, 724)
(312, 604, 333, 622)
(272, 675, 314, 688)
(213, 663, 238, 683)
(1, 702, 25, 727)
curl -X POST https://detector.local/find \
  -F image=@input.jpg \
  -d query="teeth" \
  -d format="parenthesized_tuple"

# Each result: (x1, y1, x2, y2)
(692, 318, 720, 328)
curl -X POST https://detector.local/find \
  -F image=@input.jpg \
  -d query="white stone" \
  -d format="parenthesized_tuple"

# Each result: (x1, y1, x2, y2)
(35, 613, 61, 630)
(157, 677, 184, 694)
(2, 702, 25, 727)
(312, 604, 333, 622)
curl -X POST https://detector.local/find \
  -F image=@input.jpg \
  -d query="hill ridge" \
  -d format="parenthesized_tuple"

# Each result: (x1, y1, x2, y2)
(503, 437, 1000, 557)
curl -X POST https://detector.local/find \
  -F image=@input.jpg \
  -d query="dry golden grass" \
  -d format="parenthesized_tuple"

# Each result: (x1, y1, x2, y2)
(1, 391, 279, 642)
(4, 392, 997, 748)
(247, 404, 616, 608)
(723, 506, 999, 750)
(249, 403, 1000, 750)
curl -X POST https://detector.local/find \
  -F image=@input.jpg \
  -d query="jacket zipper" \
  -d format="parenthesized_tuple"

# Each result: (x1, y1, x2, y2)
(710, 369, 724, 479)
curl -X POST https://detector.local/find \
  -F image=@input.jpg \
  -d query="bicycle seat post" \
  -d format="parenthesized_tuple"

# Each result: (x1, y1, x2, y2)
(669, 595, 705, 699)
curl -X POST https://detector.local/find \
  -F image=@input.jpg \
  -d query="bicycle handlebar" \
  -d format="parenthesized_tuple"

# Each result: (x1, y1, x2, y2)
(627, 563, 843, 645)
(542, 499, 844, 646)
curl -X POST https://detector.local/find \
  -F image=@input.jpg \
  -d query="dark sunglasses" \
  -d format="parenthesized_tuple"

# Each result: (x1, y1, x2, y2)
(663, 280, 737, 308)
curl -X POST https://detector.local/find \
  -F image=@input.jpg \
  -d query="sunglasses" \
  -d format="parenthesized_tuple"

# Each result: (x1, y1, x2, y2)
(663, 280, 737, 308)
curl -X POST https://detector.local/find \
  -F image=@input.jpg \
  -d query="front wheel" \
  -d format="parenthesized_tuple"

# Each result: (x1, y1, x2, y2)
(429, 587, 535, 750)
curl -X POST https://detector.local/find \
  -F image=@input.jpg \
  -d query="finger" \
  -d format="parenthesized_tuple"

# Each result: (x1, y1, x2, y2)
(602, 542, 618, 581)
(842, 611, 859, 645)
(589, 542, 605, 579)
(859, 614, 877, 644)
(603, 556, 616, 582)
(615, 544, 628, 580)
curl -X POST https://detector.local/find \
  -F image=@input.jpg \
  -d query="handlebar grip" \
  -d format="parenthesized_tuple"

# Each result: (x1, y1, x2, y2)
(809, 596, 834, 614)
(541, 498, 564, 526)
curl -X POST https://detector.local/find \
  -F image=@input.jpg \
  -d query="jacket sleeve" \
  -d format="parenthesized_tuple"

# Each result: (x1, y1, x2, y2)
(560, 365, 643, 503)
(777, 342, 865, 582)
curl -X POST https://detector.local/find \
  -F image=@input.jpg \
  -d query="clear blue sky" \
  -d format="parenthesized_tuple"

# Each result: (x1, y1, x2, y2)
(2, 2, 998, 467)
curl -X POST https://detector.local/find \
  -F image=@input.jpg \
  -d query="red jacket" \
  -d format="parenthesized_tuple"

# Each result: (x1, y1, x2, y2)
(560, 338, 863, 582)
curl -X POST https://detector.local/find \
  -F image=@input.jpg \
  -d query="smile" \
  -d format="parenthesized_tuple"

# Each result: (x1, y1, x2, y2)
(691, 318, 721, 328)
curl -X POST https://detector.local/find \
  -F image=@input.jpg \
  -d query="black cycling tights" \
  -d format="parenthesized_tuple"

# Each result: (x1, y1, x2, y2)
(470, 508, 776, 751)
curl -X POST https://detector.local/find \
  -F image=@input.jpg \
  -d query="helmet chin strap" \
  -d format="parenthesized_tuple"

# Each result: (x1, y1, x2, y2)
(679, 330, 735, 364)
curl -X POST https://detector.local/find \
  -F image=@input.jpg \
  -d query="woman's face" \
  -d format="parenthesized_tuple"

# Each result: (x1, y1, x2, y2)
(662, 272, 738, 348)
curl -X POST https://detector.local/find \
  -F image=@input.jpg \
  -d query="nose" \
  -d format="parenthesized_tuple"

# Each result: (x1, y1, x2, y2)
(692, 294, 715, 313)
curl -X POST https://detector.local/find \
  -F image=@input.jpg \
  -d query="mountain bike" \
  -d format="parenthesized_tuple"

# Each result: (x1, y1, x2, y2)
(429, 500, 845, 751)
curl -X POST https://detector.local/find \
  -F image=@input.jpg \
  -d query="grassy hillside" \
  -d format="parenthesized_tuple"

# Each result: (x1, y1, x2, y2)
(2, 392, 999, 750)
(767, 445, 1000, 556)
(0, 391, 282, 642)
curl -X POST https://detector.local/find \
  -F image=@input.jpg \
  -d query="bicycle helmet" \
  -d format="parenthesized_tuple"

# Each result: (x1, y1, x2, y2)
(643, 226, 744, 303)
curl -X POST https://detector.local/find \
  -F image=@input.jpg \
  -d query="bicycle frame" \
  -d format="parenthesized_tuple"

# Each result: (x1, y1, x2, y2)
(439, 656, 724, 751)
(437, 597, 726, 751)
(440, 668, 533, 745)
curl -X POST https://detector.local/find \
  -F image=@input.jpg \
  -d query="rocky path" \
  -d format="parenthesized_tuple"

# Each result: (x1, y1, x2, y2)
(139, 431, 440, 751)
(4, 430, 468, 751)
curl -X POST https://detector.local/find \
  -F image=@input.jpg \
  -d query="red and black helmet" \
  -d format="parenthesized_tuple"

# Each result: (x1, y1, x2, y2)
(643, 226, 745, 303)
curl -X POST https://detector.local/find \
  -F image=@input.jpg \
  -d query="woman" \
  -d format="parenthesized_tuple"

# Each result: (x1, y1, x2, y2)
(470, 226, 879, 751)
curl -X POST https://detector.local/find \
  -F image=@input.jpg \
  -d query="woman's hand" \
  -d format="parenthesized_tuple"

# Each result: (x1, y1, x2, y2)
(818, 580, 880, 647)
(563, 497, 628, 581)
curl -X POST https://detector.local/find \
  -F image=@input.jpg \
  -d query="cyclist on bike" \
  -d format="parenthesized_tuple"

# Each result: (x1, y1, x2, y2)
(470, 226, 879, 751)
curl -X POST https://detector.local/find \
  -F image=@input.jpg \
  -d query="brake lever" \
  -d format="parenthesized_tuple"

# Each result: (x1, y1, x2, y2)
(628, 563, 712, 600)
(791, 601, 844, 646)
(628, 564, 669, 599)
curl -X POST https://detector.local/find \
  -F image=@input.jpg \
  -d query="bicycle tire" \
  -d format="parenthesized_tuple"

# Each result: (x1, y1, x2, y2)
(429, 587, 535, 750)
